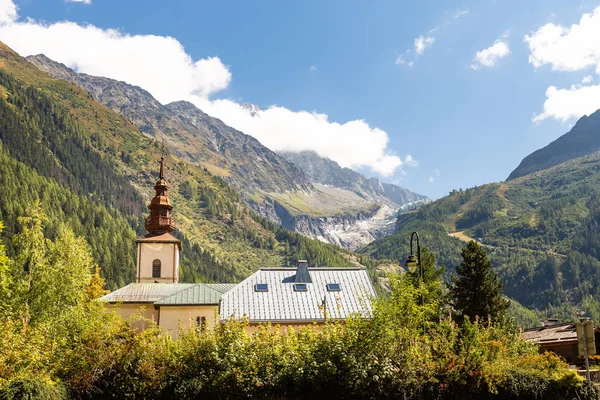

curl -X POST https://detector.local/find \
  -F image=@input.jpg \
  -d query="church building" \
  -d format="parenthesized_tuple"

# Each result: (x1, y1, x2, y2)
(100, 157, 234, 338)
(101, 157, 376, 337)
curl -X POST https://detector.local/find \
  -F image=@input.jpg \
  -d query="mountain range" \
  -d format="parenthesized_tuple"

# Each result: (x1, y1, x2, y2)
(0, 41, 374, 292)
(26, 54, 426, 250)
(7, 36, 600, 324)
(361, 109, 600, 322)
(508, 109, 600, 180)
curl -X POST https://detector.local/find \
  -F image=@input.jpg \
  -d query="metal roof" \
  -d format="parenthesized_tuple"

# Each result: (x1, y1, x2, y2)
(136, 232, 182, 250)
(99, 283, 195, 303)
(522, 322, 600, 345)
(205, 283, 238, 293)
(155, 283, 236, 306)
(219, 268, 375, 323)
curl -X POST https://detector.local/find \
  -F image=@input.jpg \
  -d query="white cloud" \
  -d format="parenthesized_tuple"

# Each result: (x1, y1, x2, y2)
(0, 21, 231, 103)
(524, 6, 600, 73)
(404, 154, 418, 167)
(582, 75, 593, 83)
(395, 7, 467, 67)
(434, 168, 440, 177)
(533, 84, 600, 122)
(471, 37, 510, 70)
(0, 0, 402, 176)
(454, 9, 469, 18)
(0, 0, 17, 24)
(395, 52, 415, 68)
(310, 65, 317, 72)
(526, 6, 600, 122)
(414, 35, 435, 55)
(428, 176, 435, 183)
(66, 0, 92, 4)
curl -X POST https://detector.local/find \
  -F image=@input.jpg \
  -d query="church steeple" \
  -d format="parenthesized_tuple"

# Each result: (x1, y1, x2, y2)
(136, 155, 181, 284)
(145, 156, 176, 233)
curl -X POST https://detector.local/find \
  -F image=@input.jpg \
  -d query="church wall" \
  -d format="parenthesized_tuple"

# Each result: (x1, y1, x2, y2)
(159, 305, 219, 339)
(107, 303, 158, 331)
(244, 322, 324, 335)
(137, 242, 179, 283)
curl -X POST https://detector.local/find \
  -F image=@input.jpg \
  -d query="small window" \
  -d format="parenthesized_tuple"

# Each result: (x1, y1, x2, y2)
(196, 316, 207, 332)
(326, 283, 341, 292)
(255, 283, 269, 292)
(152, 259, 161, 278)
(294, 283, 308, 292)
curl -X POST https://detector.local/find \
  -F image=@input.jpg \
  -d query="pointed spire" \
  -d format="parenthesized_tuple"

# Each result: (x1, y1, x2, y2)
(145, 155, 176, 234)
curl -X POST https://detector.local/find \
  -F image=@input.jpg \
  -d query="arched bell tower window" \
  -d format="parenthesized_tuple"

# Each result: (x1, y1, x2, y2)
(152, 259, 161, 278)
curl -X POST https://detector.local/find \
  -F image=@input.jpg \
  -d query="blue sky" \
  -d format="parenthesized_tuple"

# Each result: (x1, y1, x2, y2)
(3, 0, 600, 198)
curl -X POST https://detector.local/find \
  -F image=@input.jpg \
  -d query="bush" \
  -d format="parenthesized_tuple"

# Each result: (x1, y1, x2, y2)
(0, 377, 67, 400)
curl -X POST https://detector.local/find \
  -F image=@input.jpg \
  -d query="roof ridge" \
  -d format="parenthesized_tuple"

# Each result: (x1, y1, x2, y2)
(154, 283, 232, 305)
(259, 267, 366, 271)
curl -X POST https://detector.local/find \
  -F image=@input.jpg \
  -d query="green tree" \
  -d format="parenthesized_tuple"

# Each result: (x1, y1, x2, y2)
(405, 246, 445, 307)
(0, 221, 11, 312)
(448, 241, 509, 323)
(9, 204, 94, 326)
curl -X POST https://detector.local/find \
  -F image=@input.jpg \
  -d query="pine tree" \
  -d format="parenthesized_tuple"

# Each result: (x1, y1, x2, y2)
(448, 241, 509, 323)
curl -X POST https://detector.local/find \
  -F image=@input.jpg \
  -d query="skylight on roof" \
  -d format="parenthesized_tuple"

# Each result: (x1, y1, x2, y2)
(294, 283, 308, 292)
(326, 283, 341, 292)
(255, 283, 269, 292)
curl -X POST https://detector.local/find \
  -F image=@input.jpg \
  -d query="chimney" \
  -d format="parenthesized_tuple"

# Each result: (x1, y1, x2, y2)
(294, 260, 312, 283)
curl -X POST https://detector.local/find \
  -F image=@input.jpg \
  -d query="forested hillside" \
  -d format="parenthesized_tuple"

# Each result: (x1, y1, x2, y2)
(0, 42, 369, 291)
(26, 54, 423, 250)
(360, 151, 600, 321)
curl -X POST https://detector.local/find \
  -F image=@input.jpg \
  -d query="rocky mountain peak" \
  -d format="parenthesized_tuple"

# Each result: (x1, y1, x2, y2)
(508, 108, 600, 180)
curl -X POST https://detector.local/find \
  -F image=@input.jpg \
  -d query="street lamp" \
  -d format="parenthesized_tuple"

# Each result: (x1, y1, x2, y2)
(404, 231, 425, 331)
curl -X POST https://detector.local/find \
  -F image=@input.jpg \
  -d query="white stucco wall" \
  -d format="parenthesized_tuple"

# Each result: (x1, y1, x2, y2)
(107, 303, 158, 331)
(158, 305, 219, 339)
(137, 242, 179, 283)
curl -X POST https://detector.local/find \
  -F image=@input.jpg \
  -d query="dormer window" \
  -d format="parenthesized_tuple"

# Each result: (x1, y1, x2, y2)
(152, 259, 161, 278)
(255, 283, 269, 292)
(326, 283, 341, 292)
(294, 283, 308, 292)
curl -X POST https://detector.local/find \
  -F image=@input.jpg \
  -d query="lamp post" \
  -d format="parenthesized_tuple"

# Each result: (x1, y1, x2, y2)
(404, 231, 425, 332)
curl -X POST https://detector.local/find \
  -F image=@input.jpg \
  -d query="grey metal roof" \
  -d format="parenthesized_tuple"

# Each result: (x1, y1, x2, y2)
(99, 283, 195, 303)
(155, 283, 235, 306)
(205, 283, 237, 293)
(220, 268, 375, 323)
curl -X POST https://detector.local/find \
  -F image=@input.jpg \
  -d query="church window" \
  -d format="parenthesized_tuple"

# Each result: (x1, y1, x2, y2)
(196, 316, 207, 332)
(152, 259, 161, 278)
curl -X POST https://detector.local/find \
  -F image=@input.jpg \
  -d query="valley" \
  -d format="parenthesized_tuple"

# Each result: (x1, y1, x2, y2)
(27, 54, 426, 250)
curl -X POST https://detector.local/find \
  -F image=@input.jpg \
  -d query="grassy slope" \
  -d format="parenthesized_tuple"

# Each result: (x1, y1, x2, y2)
(360, 152, 600, 321)
(0, 42, 366, 289)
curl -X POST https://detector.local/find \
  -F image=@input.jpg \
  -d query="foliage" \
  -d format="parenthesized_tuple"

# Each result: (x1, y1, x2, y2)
(0, 377, 67, 400)
(449, 241, 510, 323)
(0, 210, 595, 399)
(404, 246, 445, 307)
(0, 54, 367, 291)
(361, 153, 600, 321)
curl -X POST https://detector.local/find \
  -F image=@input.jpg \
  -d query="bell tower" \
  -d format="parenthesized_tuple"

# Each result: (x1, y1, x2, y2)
(136, 157, 181, 283)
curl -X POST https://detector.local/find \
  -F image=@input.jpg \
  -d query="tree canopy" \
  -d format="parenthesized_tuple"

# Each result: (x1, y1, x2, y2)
(449, 241, 510, 323)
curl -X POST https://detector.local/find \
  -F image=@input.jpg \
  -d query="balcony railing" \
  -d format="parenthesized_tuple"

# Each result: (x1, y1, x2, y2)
(145, 216, 176, 230)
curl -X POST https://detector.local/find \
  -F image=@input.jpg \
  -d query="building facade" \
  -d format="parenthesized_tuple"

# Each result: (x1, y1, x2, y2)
(101, 158, 376, 337)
